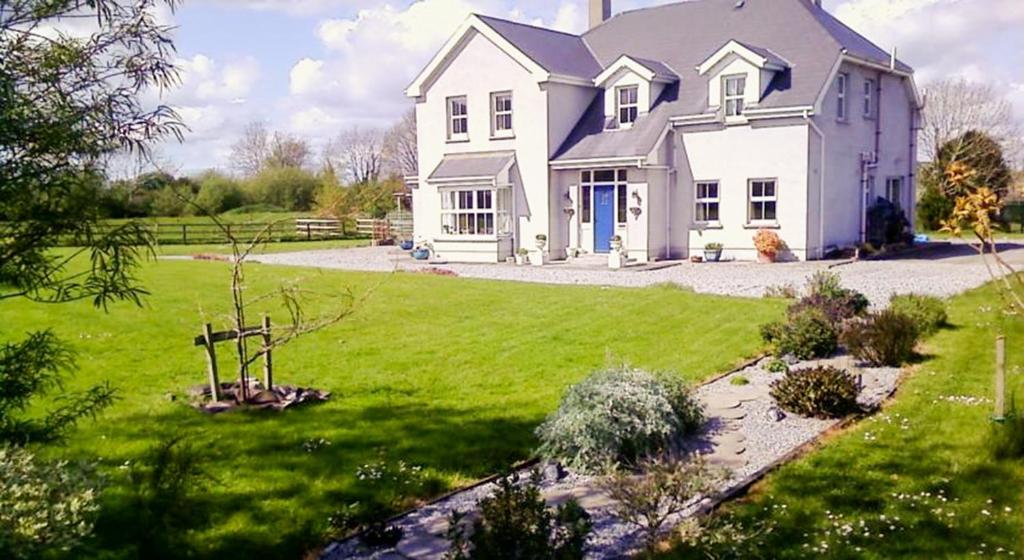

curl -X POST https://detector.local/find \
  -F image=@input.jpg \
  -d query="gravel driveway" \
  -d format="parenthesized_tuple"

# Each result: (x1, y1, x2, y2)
(252, 241, 1024, 305)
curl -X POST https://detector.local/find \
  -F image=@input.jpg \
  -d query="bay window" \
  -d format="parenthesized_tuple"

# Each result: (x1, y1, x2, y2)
(440, 187, 511, 236)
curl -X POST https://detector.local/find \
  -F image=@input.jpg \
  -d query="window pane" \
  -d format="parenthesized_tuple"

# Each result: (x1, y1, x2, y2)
(617, 185, 627, 223)
(582, 186, 591, 223)
(750, 202, 763, 221)
(478, 213, 493, 235)
(594, 170, 615, 183)
(708, 183, 719, 198)
(708, 203, 720, 222)
(581, 171, 592, 183)
(477, 190, 492, 210)
(752, 182, 763, 197)
(442, 213, 455, 234)
(458, 191, 474, 209)
(764, 181, 776, 197)
(764, 201, 777, 221)
(617, 170, 627, 182)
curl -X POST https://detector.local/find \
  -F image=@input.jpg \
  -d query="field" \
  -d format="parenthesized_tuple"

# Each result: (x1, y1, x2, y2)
(663, 280, 1024, 558)
(9, 258, 784, 559)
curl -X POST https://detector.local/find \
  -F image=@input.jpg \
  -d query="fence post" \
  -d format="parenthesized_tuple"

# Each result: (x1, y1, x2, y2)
(262, 315, 273, 390)
(995, 335, 1006, 421)
(203, 323, 221, 402)
(307, 222, 312, 241)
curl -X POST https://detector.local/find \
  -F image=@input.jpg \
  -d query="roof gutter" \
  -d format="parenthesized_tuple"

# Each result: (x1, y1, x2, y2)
(549, 156, 646, 170)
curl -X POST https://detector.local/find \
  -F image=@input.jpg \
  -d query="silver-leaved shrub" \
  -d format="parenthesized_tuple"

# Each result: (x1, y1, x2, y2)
(535, 368, 704, 473)
(0, 446, 102, 559)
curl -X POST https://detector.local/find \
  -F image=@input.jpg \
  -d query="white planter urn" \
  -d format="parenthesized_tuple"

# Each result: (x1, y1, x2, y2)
(608, 250, 626, 269)
(610, 237, 624, 252)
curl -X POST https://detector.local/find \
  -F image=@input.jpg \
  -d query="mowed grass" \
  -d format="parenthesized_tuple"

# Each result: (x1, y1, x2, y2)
(663, 281, 1024, 558)
(6, 259, 785, 559)
(154, 237, 370, 256)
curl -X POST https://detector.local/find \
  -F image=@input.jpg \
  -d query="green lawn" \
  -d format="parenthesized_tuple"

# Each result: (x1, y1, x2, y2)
(8, 259, 784, 559)
(154, 238, 370, 256)
(664, 281, 1024, 558)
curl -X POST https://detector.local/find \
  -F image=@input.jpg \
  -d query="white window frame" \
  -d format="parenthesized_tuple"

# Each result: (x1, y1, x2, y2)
(886, 176, 903, 208)
(440, 187, 511, 237)
(580, 169, 629, 224)
(491, 91, 513, 138)
(863, 79, 875, 119)
(695, 181, 720, 224)
(447, 95, 468, 141)
(616, 86, 639, 127)
(836, 73, 849, 121)
(723, 75, 746, 118)
(748, 178, 778, 224)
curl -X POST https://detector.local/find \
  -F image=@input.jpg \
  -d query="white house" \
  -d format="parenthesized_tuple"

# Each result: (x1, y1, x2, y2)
(405, 0, 922, 264)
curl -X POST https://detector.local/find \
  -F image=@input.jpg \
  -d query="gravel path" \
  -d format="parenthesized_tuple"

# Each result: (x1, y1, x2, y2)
(251, 242, 1024, 306)
(323, 356, 902, 560)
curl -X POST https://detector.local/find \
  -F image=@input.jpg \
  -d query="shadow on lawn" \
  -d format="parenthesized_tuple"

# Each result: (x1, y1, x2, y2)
(79, 402, 539, 560)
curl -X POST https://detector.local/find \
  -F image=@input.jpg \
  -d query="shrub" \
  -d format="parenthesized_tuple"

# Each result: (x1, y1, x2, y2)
(889, 294, 948, 336)
(790, 271, 870, 323)
(0, 446, 101, 560)
(191, 173, 245, 215)
(535, 368, 704, 473)
(760, 307, 838, 360)
(769, 366, 860, 419)
(445, 471, 592, 560)
(840, 310, 920, 366)
(730, 375, 750, 386)
(765, 358, 789, 374)
(866, 197, 910, 247)
(763, 284, 798, 299)
(600, 456, 722, 553)
(917, 182, 954, 231)
(244, 166, 319, 211)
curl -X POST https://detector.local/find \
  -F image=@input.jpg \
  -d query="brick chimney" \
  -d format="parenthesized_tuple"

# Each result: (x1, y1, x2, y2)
(590, 0, 611, 29)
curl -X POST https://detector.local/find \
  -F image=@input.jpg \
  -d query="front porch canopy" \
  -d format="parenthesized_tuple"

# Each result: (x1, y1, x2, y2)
(428, 151, 516, 185)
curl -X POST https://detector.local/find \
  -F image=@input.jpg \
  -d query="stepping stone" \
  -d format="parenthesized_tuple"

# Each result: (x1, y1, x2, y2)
(712, 407, 747, 420)
(544, 484, 615, 511)
(712, 441, 747, 456)
(396, 534, 450, 559)
(711, 432, 747, 445)
(704, 396, 741, 410)
(733, 388, 767, 402)
(705, 454, 747, 469)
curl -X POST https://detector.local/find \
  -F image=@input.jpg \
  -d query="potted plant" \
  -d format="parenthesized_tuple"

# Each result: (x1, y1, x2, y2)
(753, 229, 784, 263)
(411, 242, 432, 261)
(535, 234, 548, 251)
(399, 239, 414, 251)
(704, 242, 723, 262)
(610, 235, 623, 252)
(515, 247, 529, 266)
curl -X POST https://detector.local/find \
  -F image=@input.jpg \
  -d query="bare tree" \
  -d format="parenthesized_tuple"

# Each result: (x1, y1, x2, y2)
(326, 126, 386, 184)
(384, 108, 418, 178)
(265, 132, 311, 170)
(921, 79, 1023, 165)
(229, 121, 270, 177)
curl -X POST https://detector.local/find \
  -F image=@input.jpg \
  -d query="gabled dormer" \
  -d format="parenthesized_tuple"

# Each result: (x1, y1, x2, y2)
(593, 55, 678, 130)
(697, 40, 790, 122)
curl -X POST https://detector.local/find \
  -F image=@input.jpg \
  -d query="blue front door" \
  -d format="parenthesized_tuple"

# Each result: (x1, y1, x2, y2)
(594, 185, 615, 253)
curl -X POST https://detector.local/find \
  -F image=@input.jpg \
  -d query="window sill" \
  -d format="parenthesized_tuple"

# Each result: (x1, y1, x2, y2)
(743, 222, 780, 230)
(724, 116, 749, 126)
(489, 134, 515, 141)
(446, 137, 470, 144)
(435, 234, 510, 242)
(692, 222, 723, 230)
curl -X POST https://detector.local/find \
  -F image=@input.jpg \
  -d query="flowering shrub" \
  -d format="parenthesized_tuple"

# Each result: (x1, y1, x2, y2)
(753, 229, 785, 259)
(841, 310, 920, 366)
(770, 367, 860, 419)
(0, 446, 101, 559)
(888, 294, 948, 336)
(788, 271, 869, 323)
(536, 368, 704, 473)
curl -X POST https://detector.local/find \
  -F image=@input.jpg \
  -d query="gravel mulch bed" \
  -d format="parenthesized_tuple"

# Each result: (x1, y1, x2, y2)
(322, 355, 902, 560)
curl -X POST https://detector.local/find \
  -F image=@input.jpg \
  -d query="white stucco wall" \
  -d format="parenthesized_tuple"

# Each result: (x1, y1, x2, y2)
(680, 123, 811, 261)
(413, 29, 551, 263)
(814, 61, 918, 252)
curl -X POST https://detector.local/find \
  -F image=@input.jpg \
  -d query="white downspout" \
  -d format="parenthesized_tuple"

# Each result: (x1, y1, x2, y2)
(804, 110, 827, 260)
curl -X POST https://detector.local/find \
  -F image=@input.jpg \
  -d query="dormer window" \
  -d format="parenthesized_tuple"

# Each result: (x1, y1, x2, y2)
(617, 86, 639, 126)
(723, 75, 746, 117)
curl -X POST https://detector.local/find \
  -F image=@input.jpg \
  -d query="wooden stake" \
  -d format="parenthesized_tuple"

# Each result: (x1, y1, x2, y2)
(996, 335, 1006, 421)
(203, 323, 221, 402)
(262, 315, 273, 390)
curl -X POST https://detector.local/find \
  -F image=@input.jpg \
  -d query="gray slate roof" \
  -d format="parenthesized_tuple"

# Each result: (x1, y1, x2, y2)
(732, 41, 791, 69)
(625, 56, 679, 82)
(428, 151, 515, 181)
(470, 0, 912, 162)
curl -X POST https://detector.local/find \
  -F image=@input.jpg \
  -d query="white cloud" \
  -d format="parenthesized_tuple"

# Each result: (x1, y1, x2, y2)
(169, 54, 261, 105)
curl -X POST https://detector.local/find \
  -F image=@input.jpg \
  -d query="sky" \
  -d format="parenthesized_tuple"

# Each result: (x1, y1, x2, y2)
(149, 0, 1024, 174)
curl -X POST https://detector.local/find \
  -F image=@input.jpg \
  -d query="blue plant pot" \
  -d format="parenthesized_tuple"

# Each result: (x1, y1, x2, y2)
(412, 249, 430, 261)
(400, 240, 414, 251)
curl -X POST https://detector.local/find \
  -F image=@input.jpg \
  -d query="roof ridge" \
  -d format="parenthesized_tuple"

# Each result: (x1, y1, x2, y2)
(791, 0, 909, 69)
(582, 0, 719, 38)
(474, 13, 582, 39)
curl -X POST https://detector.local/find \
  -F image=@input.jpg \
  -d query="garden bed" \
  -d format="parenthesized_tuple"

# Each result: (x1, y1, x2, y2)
(324, 355, 902, 560)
